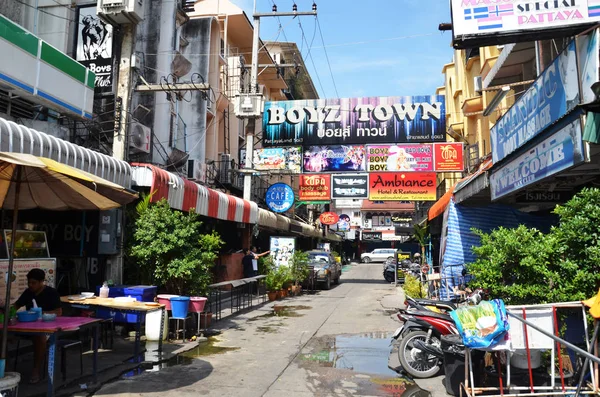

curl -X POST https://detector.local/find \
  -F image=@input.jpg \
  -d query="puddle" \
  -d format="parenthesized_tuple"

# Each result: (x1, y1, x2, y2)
(249, 305, 311, 321)
(256, 326, 279, 333)
(370, 378, 431, 396)
(180, 337, 239, 358)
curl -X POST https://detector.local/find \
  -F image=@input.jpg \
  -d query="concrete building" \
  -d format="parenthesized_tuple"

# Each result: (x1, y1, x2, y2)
(264, 41, 319, 100)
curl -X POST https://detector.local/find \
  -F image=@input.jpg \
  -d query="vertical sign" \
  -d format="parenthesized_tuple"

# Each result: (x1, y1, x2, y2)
(76, 5, 114, 93)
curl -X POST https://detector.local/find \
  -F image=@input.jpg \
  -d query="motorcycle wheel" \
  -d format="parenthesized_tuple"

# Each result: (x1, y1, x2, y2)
(384, 272, 394, 283)
(397, 330, 442, 379)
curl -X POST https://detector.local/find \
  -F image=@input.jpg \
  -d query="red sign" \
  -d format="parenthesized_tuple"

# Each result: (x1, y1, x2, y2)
(319, 212, 339, 225)
(434, 143, 464, 172)
(368, 172, 437, 201)
(299, 174, 331, 201)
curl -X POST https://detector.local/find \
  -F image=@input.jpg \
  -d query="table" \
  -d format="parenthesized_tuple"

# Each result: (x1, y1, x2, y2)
(208, 275, 266, 321)
(2, 317, 100, 397)
(61, 297, 165, 363)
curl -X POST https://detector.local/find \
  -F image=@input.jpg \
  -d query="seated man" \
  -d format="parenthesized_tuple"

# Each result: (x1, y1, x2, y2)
(13, 268, 62, 383)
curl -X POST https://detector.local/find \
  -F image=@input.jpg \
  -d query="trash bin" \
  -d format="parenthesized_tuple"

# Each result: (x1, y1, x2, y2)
(441, 334, 484, 396)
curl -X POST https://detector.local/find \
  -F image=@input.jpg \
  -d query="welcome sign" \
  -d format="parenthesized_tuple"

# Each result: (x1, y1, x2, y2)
(490, 117, 585, 200)
(263, 96, 446, 146)
(491, 41, 579, 164)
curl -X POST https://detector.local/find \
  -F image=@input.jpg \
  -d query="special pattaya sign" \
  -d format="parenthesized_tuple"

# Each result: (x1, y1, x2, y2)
(253, 147, 301, 173)
(367, 144, 433, 172)
(263, 96, 446, 146)
(434, 143, 465, 171)
(299, 174, 331, 201)
(491, 41, 579, 164)
(369, 172, 437, 201)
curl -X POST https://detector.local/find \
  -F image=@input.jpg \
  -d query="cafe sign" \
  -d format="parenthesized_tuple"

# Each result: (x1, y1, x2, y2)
(299, 174, 331, 201)
(319, 212, 339, 225)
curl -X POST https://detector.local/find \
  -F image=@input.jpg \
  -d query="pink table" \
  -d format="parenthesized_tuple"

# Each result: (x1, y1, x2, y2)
(3, 316, 101, 397)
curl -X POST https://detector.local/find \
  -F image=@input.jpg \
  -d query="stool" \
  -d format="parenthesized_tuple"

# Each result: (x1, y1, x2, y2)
(169, 316, 190, 342)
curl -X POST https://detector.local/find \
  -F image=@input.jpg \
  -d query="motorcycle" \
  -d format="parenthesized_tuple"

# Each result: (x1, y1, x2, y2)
(404, 296, 457, 313)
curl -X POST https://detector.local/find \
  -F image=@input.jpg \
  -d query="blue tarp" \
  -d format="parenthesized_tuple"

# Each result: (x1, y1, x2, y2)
(439, 199, 555, 299)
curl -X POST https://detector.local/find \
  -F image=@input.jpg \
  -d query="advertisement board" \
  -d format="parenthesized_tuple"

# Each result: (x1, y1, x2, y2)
(270, 237, 296, 267)
(303, 145, 366, 173)
(299, 174, 331, 201)
(362, 232, 382, 241)
(253, 147, 301, 173)
(366, 144, 433, 172)
(337, 214, 350, 232)
(75, 5, 114, 93)
(491, 41, 579, 164)
(451, 0, 600, 47)
(578, 29, 600, 104)
(265, 183, 295, 213)
(0, 259, 56, 304)
(434, 143, 465, 171)
(331, 173, 369, 199)
(490, 117, 585, 200)
(319, 212, 339, 225)
(369, 172, 437, 201)
(263, 96, 446, 146)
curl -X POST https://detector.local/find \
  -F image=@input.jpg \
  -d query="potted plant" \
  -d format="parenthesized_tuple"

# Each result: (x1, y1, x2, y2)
(290, 251, 309, 296)
(265, 269, 279, 301)
(274, 266, 289, 299)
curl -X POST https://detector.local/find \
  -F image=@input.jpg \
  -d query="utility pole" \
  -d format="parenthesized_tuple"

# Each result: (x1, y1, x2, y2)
(242, 1, 317, 201)
(113, 23, 135, 161)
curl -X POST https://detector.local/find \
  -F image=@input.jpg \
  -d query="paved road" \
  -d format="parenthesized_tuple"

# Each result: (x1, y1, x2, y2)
(93, 263, 448, 397)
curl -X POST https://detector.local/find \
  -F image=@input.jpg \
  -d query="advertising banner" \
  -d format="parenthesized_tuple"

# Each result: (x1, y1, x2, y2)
(319, 212, 339, 225)
(362, 232, 382, 241)
(265, 183, 295, 213)
(451, 0, 600, 46)
(331, 173, 369, 199)
(337, 214, 351, 232)
(263, 96, 446, 146)
(270, 237, 296, 267)
(0, 259, 56, 303)
(303, 145, 366, 173)
(366, 144, 433, 172)
(578, 29, 600, 104)
(299, 174, 331, 201)
(369, 172, 437, 201)
(434, 143, 465, 171)
(253, 147, 301, 173)
(76, 5, 113, 93)
(490, 117, 585, 200)
(491, 41, 579, 164)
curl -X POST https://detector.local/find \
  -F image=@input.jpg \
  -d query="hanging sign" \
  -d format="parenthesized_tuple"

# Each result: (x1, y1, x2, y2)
(319, 212, 339, 225)
(337, 214, 351, 232)
(303, 145, 366, 173)
(331, 173, 369, 199)
(253, 147, 301, 173)
(490, 117, 585, 200)
(263, 96, 446, 146)
(366, 144, 433, 172)
(434, 143, 465, 171)
(265, 183, 295, 213)
(298, 174, 331, 201)
(368, 172, 437, 201)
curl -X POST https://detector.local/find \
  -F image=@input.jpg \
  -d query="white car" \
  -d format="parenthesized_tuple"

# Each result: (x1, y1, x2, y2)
(361, 248, 397, 263)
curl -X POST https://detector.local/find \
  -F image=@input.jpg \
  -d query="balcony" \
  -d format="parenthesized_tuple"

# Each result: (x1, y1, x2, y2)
(205, 158, 269, 206)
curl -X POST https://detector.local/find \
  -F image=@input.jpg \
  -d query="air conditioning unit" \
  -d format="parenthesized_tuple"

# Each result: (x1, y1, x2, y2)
(129, 122, 151, 153)
(97, 0, 144, 25)
(474, 76, 482, 93)
(234, 94, 263, 118)
(219, 153, 232, 184)
(187, 159, 207, 183)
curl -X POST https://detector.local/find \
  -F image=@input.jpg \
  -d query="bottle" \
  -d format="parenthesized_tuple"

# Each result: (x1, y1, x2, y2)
(99, 282, 110, 299)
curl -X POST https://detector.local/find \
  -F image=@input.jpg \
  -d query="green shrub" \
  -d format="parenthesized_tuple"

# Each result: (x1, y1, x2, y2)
(404, 273, 427, 298)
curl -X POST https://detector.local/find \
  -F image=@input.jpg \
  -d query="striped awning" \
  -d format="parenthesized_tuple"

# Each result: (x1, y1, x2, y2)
(131, 164, 258, 224)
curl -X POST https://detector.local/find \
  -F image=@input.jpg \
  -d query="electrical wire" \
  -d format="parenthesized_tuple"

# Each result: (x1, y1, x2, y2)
(316, 16, 339, 98)
(14, 0, 75, 22)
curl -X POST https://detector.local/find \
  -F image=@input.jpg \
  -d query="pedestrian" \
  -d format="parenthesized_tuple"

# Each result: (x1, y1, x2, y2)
(251, 246, 270, 276)
(12, 268, 62, 383)
(242, 248, 255, 278)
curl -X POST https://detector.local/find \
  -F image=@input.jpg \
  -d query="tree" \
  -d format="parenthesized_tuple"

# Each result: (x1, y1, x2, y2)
(413, 223, 429, 259)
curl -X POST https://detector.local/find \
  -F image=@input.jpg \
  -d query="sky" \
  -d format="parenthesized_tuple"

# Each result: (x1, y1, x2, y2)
(231, 0, 455, 99)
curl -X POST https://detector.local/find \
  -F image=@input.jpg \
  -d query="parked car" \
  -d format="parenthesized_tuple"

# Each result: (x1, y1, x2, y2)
(306, 250, 341, 290)
(361, 248, 397, 263)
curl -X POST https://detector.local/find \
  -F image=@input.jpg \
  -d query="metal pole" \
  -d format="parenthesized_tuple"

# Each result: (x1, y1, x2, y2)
(575, 321, 600, 397)
(113, 24, 136, 161)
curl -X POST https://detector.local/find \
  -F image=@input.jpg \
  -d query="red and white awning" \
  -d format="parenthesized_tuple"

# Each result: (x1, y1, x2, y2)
(131, 164, 258, 224)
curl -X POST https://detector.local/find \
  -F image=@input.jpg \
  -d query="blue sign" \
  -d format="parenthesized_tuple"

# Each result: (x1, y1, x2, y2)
(490, 116, 585, 200)
(491, 41, 579, 164)
(265, 183, 295, 213)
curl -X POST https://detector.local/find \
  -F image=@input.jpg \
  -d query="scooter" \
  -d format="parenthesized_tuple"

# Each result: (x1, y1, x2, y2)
(404, 295, 457, 313)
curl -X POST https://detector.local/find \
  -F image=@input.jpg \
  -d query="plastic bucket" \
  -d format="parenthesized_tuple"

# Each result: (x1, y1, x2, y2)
(189, 297, 207, 313)
(157, 294, 179, 311)
(170, 296, 190, 319)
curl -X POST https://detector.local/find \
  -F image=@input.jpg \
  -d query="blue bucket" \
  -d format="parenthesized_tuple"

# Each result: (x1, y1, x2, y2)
(170, 296, 190, 319)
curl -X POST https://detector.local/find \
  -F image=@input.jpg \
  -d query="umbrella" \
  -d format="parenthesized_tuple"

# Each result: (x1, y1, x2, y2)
(0, 152, 138, 371)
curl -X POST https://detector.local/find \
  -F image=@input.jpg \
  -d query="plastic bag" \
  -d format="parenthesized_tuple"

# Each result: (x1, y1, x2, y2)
(450, 299, 509, 349)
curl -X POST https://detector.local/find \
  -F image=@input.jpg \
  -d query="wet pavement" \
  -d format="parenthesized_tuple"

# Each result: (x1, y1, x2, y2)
(93, 263, 445, 397)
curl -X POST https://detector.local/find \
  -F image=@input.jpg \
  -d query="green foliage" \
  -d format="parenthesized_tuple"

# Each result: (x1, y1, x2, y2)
(130, 199, 223, 296)
(413, 224, 429, 257)
(265, 265, 290, 291)
(404, 273, 427, 299)
(289, 251, 310, 286)
(468, 188, 600, 305)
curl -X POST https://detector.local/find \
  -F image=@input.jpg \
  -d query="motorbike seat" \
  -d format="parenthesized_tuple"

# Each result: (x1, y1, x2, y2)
(405, 309, 453, 321)
(413, 298, 456, 309)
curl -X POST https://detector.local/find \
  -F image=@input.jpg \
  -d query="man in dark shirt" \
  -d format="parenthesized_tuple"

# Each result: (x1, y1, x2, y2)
(13, 269, 62, 383)
(242, 249, 254, 278)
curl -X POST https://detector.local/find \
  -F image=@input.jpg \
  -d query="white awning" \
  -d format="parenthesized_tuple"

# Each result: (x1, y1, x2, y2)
(0, 117, 132, 187)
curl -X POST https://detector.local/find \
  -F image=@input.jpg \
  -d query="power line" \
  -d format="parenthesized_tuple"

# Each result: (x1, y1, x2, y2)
(14, 0, 75, 22)
(316, 16, 339, 98)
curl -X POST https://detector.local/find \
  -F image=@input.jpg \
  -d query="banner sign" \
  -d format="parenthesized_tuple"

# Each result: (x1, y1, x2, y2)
(578, 29, 600, 104)
(337, 214, 351, 232)
(253, 147, 302, 173)
(319, 212, 339, 225)
(369, 172, 437, 201)
(263, 96, 446, 146)
(303, 145, 366, 173)
(516, 191, 572, 203)
(362, 232, 382, 241)
(265, 183, 295, 213)
(397, 251, 411, 262)
(490, 117, 585, 200)
(491, 41, 579, 164)
(299, 174, 331, 201)
(434, 143, 465, 171)
(270, 237, 296, 268)
(367, 144, 433, 172)
(331, 173, 369, 199)
(76, 5, 114, 93)
(451, 0, 600, 46)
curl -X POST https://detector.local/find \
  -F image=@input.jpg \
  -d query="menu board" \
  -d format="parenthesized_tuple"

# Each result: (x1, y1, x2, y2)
(0, 258, 57, 304)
